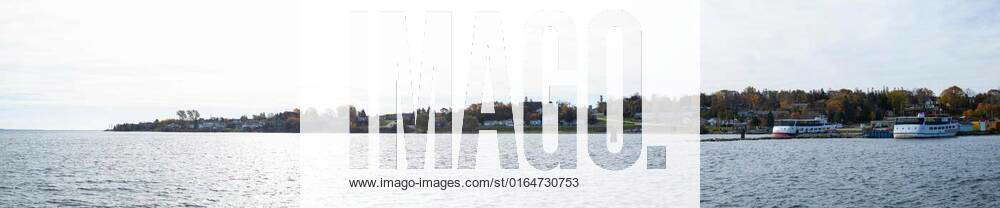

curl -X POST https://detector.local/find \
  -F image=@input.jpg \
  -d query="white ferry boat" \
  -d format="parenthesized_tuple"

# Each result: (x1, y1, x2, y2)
(893, 114, 959, 139)
(772, 117, 841, 138)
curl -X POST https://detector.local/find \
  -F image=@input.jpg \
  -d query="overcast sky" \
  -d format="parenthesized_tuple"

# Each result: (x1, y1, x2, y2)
(703, 0, 1000, 93)
(3, 0, 691, 130)
(4, 0, 999, 129)
(0, 0, 299, 130)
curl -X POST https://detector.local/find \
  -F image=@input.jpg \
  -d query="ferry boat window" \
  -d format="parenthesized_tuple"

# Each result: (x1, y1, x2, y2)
(896, 118, 923, 125)
(798, 121, 821, 126)
(777, 120, 796, 126)
(925, 118, 949, 125)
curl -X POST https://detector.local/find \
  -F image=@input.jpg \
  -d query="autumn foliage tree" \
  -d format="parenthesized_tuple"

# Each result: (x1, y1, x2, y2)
(939, 86, 971, 115)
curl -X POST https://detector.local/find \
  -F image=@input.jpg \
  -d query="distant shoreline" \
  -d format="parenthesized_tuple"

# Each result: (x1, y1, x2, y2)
(702, 131, 998, 142)
(108, 110, 301, 133)
(2, 129, 103, 131)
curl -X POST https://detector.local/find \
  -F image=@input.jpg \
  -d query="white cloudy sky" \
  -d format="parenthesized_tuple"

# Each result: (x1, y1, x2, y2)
(297, 0, 695, 116)
(4, 0, 999, 130)
(703, 0, 1000, 93)
(2, 0, 697, 130)
(1, 0, 299, 129)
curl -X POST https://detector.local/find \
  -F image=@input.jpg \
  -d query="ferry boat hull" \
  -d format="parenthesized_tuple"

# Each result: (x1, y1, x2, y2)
(893, 132, 957, 139)
(893, 124, 958, 138)
(772, 126, 839, 138)
(771, 132, 796, 138)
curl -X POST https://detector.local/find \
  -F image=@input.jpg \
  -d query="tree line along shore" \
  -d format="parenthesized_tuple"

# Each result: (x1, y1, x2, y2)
(109, 110, 300, 133)
(700, 86, 1000, 134)
(108, 86, 1000, 134)
(109, 95, 651, 133)
(339, 96, 644, 133)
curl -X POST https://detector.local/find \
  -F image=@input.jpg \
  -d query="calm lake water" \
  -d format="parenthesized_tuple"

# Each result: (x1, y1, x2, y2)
(2, 130, 999, 207)
(702, 135, 1000, 208)
(0, 130, 300, 207)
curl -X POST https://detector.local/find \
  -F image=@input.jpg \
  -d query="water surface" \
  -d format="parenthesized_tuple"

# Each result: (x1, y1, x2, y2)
(701, 136, 1000, 207)
(3, 130, 998, 207)
(0, 130, 299, 207)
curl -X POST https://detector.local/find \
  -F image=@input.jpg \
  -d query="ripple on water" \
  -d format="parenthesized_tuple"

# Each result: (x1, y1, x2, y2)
(701, 137, 1000, 208)
(1, 131, 300, 207)
(46, 198, 90, 207)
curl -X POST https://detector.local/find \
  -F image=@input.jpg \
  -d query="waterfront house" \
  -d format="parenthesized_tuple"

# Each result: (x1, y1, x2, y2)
(240, 121, 264, 129)
(198, 122, 225, 130)
(706, 118, 744, 127)
(379, 114, 397, 121)
(481, 119, 514, 127)
(528, 120, 542, 126)
(166, 123, 181, 129)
